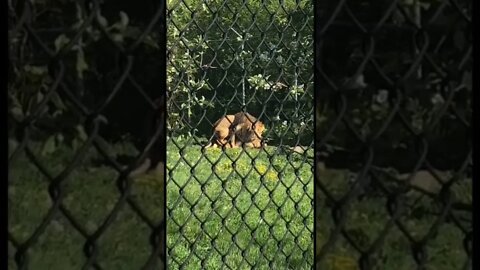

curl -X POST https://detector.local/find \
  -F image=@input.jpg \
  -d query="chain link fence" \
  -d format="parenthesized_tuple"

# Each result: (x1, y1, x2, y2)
(315, 1, 472, 269)
(166, 0, 314, 269)
(8, 0, 471, 269)
(8, 0, 167, 269)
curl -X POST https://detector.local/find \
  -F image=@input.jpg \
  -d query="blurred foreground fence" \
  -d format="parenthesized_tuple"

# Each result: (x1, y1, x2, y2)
(8, 0, 167, 269)
(315, 1, 472, 269)
(8, 0, 471, 269)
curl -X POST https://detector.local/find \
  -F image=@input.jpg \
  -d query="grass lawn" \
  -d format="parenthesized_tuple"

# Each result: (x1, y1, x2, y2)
(8, 137, 470, 270)
(315, 165, 472, 270)
(9, 141, 164, 270)
(8, 138, 314, 270)
(166, 138, 314, 270)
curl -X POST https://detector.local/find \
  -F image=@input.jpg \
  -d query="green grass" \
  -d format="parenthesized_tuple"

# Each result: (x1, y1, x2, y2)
(8, 141, 161, 270)
(8, 137, 470, 270)
(315, 167, 472, 270)
(166, 138, 314, 270)
(8, 138, 314, 270)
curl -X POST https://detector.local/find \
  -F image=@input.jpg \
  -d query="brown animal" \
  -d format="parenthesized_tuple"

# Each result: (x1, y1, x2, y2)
(205, 114, 237, 148)
(205, 112, 265, 149)
(231, 112, 265, 148)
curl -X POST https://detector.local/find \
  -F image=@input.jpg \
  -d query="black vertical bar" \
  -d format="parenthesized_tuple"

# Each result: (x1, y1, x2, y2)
(4, 0, 11, 268)
(140, 2, 168, 268)
(141, 0, 168, 268)
(160, 0, 167, 267)
(313, 0, 321, 268)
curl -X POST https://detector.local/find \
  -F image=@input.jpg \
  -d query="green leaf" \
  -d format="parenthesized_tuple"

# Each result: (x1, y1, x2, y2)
(71, 138, 80, 151)
(36, 92, 44, 103)
(10, 107, 24, 121)
(112, 33, 124, 43)
(50, 92, 66, 111)
(76, 49, 89, 79)
(462, 71, 472, 90)
(24, 65, 48, 76)
(76, 125, 88, 142)
(55, 133, 65, 144)
(8, 138, 19, 157)
(119, 11, 130, 28)
(96, 13, 109, 28)
(54, 34, 70, 53)
(41, 135, 57, 156)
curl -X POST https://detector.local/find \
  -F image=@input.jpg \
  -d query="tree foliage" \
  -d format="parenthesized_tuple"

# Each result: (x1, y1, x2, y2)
(8, 0, 471, 168)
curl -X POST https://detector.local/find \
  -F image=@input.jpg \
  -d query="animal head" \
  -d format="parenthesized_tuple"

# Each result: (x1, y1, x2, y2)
(253, 121, 265, 135)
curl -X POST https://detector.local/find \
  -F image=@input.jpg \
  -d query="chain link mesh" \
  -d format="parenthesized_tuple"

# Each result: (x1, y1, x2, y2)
(166, 0, 314, 269)
(9, 0, 166, 269)
(8, 0, 471, 269)
(315, 1, 472, 269)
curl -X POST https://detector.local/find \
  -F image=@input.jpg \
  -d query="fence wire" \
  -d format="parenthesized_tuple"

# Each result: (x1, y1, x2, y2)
(315, 1, 472, 270)
(9, 0, 167, 269)
(7, 0, 471, 269)
(166, 0, 314, 269)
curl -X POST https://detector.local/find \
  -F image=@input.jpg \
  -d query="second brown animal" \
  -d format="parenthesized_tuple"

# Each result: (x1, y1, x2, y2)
(206, 112, 266, 149)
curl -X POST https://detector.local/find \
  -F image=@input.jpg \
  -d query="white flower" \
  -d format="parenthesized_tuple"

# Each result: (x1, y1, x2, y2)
(276, 56, 284, 64)
(259, 53, 269, 62)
